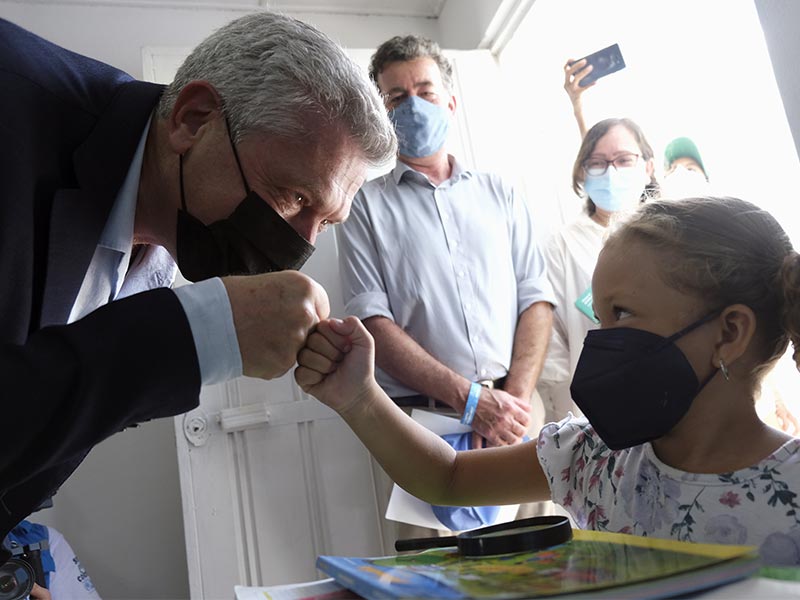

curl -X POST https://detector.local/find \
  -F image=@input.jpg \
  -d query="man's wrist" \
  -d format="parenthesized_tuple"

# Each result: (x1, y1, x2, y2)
(502, 373, 534, 401)
(442, 377, 472, 412)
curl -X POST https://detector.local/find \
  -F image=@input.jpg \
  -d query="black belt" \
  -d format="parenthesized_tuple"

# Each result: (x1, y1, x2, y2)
(392, 376, 506, 409)
(392, 395, 452, 410)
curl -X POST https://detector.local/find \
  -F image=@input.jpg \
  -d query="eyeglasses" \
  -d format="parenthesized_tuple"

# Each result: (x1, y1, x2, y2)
(582, 153, 641, 176)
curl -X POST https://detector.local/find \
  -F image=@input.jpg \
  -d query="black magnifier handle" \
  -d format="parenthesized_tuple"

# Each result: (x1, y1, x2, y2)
(395, 535, 458, 553)
(395, 516, 572, 556)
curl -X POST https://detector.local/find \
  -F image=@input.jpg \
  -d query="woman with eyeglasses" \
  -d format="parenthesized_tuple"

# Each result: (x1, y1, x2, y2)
(537, 118, 658, 423)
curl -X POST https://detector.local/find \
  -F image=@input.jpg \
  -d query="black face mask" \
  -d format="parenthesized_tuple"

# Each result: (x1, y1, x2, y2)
(175, 121, 315, 282)
(569, 312, 719, 451)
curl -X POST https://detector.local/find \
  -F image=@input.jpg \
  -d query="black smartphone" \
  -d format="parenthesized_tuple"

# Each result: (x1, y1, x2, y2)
(573, 43, 625, 87)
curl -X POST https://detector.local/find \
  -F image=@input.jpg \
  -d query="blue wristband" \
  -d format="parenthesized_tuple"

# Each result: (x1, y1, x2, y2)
(460, 382, 482, 426)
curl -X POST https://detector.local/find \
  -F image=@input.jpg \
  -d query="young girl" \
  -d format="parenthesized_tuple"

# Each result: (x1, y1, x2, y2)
(296, 197, 800, 566)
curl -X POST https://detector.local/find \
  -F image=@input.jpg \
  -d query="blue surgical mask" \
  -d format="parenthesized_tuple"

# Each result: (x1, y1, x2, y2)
(389, 95, 450, 158)
(584, 164, 649, 212)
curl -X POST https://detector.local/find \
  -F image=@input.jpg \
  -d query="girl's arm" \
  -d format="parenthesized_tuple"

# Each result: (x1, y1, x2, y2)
(296, 317, 552, 506)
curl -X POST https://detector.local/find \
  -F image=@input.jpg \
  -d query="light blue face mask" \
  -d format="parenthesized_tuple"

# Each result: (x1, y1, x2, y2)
(389, 95, 451, 158)
(583, 164, 649, 212)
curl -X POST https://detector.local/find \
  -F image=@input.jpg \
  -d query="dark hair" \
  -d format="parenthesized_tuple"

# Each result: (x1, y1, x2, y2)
(369, 35, 453, 92)
(572, 118, 658, 216)
(607, 196, 800, 377)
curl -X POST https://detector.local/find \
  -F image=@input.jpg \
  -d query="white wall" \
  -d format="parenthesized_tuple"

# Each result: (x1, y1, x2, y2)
(755, 0, 800, 162)
(0, 3, 438, 598)
(0, 2, 439, 78)
(438, 0, 504, 48)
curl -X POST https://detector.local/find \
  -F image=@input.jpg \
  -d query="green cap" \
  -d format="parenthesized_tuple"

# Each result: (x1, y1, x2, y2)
(664, 136, 706, 177)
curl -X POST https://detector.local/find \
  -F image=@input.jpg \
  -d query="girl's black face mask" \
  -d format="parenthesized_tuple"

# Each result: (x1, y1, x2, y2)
(569, 312, 719, 451)
(175, 121, 315, 282)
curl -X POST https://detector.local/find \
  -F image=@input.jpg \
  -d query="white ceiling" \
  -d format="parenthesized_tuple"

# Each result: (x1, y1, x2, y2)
(40, 0, 449, 18)
(272, 0, 447, 17)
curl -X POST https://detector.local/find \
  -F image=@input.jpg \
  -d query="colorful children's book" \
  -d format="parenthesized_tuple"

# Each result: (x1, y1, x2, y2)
(316, 529, 760, 600)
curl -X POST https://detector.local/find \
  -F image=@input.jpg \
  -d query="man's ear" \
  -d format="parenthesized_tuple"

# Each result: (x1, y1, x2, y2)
(166, 81, 224, 154)
(447, 92, 457, 116)
(714, 304, 757, 374)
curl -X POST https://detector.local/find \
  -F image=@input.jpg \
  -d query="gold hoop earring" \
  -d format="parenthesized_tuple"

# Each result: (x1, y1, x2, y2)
(719, 359, 730, 381)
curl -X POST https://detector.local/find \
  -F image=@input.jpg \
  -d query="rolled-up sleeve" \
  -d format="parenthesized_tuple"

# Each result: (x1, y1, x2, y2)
(336, 190, 395, 322)
(173, 277, 242, 385)
(510, 185, 557, 315)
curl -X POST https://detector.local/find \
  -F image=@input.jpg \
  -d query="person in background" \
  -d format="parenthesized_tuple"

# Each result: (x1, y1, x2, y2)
(337, 35, 555, 544)
(664, 136, 708, 179)
(563, 57, 595, 139)
(0, 11, 395, 556)
(298, 196, 800, 566)
(537, 117, 656, 423)
(564, 56, 800, 432)
(5, 520, 101, 599)
(563, 58, 708, 195)
(660, 136, 711, 198)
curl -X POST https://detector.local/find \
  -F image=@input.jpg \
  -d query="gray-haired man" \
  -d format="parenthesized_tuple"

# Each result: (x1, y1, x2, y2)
(337, 35, 556, 543)
(0, 11, 395, 547)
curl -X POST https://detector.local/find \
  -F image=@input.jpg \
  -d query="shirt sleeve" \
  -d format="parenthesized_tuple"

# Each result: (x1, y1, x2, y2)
(47, 526, 103, 600)
(336, 190, 395, 321)
(173, 277, 242, 385)
(508, 183, 557, 315)
(539, 232, 571, 386)
(537, 415, 594, 507)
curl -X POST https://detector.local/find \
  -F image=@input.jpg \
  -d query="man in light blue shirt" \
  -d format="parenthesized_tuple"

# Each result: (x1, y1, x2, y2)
(337, 35, 555, 538)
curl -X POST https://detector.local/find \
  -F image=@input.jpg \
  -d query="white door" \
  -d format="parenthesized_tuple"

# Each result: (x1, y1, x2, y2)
(174, 234, 389, 597)
(145, 46, 512, 598)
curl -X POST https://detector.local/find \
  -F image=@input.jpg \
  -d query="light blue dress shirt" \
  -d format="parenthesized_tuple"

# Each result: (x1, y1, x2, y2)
(69, 118, 242, 385)
(336, 157, 556, 398)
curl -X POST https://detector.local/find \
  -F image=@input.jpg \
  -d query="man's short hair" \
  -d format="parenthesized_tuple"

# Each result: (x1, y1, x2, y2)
(368, 35, 453, 93)
(157, 11, 396, 166)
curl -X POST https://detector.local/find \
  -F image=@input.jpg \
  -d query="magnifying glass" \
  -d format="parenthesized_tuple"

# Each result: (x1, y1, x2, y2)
(394, 515, 572, 557)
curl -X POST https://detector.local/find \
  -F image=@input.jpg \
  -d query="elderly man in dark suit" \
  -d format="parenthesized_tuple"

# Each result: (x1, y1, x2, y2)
(0, 11, 396, 559)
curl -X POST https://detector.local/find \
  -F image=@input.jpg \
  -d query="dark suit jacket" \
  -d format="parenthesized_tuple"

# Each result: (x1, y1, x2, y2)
(0, 19, 201, 543)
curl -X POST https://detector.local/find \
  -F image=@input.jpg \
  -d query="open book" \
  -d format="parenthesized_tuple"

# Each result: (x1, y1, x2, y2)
(315, 529, 760, 600)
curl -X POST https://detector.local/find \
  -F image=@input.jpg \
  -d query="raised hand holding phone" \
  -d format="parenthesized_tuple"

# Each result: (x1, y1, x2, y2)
(570, 43, 626, 87)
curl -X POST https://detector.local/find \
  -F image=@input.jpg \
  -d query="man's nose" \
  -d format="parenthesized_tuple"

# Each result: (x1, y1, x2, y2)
(290, 218, 317, 246)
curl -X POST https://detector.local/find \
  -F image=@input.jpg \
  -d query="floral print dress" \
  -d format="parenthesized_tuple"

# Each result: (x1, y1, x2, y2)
(537, 416, 800, 566)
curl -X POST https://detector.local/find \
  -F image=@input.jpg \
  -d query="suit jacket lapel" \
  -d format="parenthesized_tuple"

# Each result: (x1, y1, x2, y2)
(40, 80, 164, 327)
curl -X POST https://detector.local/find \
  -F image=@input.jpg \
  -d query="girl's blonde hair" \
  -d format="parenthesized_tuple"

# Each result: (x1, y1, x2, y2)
(606, 197, 800, 377)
